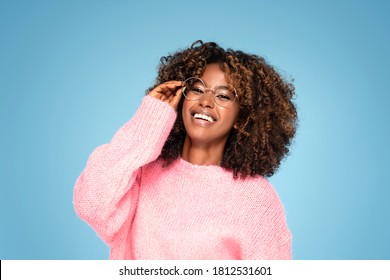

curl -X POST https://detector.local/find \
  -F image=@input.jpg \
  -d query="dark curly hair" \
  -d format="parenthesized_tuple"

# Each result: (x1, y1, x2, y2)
(146, 40, 298, 178)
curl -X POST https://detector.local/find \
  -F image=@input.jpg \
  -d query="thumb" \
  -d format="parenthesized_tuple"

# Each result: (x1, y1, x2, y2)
(170, 87, 183, 110)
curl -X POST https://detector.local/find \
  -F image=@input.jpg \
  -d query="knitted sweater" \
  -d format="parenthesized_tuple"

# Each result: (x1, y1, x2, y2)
(73, 96, 292, 260)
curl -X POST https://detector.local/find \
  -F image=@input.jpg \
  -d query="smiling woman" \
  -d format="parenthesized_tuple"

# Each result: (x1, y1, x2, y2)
(181, 64, 241, 166)
(73, 41, 298, 260)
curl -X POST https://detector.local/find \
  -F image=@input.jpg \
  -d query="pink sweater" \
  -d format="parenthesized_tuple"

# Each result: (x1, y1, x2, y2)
(73, 96, 292, 260)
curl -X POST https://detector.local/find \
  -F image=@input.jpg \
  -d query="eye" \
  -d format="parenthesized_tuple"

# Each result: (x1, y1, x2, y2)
(215, 90, 233, 101)
(190, 86, 204, 95)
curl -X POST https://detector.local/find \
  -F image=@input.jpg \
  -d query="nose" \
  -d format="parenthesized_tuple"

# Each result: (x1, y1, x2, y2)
(199, 90, 215, 108)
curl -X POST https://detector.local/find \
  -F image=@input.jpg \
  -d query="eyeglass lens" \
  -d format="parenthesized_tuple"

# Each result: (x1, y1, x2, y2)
(183, 77, 236, 107)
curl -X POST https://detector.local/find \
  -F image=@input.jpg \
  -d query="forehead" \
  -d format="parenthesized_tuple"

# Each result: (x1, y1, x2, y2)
(200, 64, 227, 86)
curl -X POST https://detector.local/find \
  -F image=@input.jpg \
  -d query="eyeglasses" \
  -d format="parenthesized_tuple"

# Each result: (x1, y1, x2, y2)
(182, 77, 238, 108)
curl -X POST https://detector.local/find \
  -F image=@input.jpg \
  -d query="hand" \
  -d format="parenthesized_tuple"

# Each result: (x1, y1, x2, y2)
(148, 81, 183, 110)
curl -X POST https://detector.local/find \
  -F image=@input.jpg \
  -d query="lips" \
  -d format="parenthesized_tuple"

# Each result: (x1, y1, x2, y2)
(190, 109, 217, 123)
(193, 113, 214, 122)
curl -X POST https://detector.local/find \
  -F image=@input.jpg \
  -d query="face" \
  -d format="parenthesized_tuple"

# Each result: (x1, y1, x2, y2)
(182, 63, 240, 147)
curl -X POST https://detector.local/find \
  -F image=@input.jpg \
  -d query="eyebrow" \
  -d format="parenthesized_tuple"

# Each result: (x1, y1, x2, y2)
(216, 85, 230, 90)
(195, 82, 231, 90)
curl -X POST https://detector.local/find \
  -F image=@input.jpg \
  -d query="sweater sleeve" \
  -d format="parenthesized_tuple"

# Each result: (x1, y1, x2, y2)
(73, 96, 177, 245)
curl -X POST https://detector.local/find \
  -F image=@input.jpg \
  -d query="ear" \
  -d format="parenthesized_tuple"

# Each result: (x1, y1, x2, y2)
(234, 123, 239, 129)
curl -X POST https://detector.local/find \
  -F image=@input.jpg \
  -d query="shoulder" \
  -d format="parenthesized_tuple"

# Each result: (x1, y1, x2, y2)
(234, 176, 289, 227)
(237, 176, 283, 208)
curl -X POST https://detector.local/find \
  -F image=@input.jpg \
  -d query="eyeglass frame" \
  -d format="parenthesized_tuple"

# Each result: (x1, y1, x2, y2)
(182, 77, 238, 108)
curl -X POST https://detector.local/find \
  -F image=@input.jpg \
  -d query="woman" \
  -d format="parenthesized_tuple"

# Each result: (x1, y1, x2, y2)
(74, 41, 298, 259)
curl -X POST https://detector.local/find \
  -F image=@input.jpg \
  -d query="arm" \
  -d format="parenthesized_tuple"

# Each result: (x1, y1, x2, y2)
(73, 82, 183, 245)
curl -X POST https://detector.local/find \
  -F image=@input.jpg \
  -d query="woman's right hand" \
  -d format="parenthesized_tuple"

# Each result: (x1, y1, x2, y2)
(148, 81, 183, 111)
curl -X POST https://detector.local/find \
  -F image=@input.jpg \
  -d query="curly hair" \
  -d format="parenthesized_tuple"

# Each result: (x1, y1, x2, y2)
(146, 40, 298, 178)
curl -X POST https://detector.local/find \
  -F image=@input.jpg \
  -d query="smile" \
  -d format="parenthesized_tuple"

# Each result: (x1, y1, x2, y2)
(193, 113, 215, 123)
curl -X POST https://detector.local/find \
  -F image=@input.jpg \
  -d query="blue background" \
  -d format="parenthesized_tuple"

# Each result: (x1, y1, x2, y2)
(1, 0, 389, 259)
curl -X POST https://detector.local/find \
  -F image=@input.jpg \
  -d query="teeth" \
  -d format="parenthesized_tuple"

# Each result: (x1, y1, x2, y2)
(194, 113, 214, 122)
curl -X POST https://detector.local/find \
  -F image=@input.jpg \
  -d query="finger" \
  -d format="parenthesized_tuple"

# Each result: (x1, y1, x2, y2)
(167, 81, 183, 86)
(149, 84, 166, 98)
(148, 81, 183, 101)
(170, 87, 183, 110)
(149, 85, 170, 100)
(165, 81, 183, 91)
(161, 82, 183, 98)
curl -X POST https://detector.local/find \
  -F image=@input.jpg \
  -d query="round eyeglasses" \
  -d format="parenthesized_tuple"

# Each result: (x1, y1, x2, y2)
(182, 77, 238, 108)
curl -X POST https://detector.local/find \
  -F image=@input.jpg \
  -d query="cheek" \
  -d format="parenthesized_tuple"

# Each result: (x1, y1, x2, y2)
(221, 107, 240, 127)
(181, 100, 193, 128)
(230, 106, 240, 125)
(181, 100, 189, 120)
(182, 99, 188, 115)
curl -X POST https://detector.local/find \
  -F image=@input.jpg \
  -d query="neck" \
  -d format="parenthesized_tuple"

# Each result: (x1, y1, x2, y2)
(182, 136, 226, 166)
